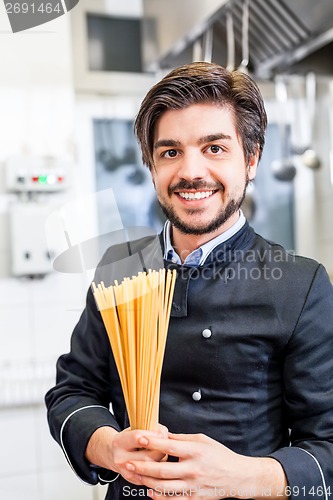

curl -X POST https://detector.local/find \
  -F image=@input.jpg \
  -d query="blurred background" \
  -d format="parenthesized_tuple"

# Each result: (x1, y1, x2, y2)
(0, 0, 332, 498)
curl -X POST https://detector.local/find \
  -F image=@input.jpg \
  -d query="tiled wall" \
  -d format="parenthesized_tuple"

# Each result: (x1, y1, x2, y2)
(0, 273, 109, 500)
(0, 406, 107, 500)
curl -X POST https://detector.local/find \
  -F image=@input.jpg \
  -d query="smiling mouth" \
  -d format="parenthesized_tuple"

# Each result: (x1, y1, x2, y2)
(177, 190, 216, 200)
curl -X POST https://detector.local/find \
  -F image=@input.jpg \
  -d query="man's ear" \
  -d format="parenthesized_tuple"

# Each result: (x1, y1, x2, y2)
(247, 150, 259, 181)
(150, 165, 157, 188)
(151, 173, 156, 189)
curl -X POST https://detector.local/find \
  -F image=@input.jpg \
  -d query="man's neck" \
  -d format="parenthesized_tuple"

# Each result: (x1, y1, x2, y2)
(171, 212, 240, 263)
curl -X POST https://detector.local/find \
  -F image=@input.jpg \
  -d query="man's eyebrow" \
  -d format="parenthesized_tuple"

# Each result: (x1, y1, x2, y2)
(198, 133, 232, 144)
(154, 134, 232, 149)
(154, 139, 181, 149)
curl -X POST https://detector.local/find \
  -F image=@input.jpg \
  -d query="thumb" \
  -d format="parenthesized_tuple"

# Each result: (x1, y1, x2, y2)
(157, 423, 169, 438)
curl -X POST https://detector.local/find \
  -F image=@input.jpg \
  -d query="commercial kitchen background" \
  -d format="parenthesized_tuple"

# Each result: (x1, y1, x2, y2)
(0, 0, 332, 499)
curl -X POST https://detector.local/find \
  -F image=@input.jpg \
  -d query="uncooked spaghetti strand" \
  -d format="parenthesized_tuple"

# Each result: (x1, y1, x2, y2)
(150, 269, 177, 427)
(156, 269, 174, 363)
(139, 272, 154, 429)
(146, 270, 167, 429)
(133, 275, 141, 427)
(139, 288, 150, 426)
(150, 270, 167, 427)
(92, 283, 130, 411)
(139, 274, 153, 429)
(165, 269, 177, 327)
(157, 269, 166, 354)
(102, 285, 129, 402)
(138, 271, 154, 429)
(112, 280, 135, 426)
(148, 272, 165, 429)
(161, 269, 177, 352)
(140, 278, 154, 429)
(120, 278, 137, 427)
(135, 274, 147, 429)
(114, 282, 131, 377)
(148, 271, 162, 428)
(100, 308, 131, 413)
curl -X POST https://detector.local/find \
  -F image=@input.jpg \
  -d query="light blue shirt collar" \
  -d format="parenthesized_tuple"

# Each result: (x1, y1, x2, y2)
(163, 210, 246, 266)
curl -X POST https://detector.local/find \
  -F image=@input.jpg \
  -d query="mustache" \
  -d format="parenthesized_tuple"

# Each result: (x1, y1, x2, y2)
(168, 179, 223, 195)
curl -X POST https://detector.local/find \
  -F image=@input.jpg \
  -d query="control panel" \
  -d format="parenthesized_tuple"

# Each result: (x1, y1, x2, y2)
(5, 155, 70, 192)
(6, 155, 72, 277)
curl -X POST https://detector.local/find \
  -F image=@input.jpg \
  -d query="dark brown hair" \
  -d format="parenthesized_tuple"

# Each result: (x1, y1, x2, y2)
(134, 61, 267, 170)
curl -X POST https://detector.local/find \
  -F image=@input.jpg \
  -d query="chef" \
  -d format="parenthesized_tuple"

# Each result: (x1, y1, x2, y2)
(46, 62, 333, 500)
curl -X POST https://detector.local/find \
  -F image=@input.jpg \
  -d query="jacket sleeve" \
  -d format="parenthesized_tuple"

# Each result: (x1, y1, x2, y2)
(45, 286, 122, 485)
(269, 264, 333, 499)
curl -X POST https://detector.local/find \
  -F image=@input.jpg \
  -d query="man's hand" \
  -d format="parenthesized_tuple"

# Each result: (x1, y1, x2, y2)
(125, 432, 287, 499)
(85, 425, 168, 485)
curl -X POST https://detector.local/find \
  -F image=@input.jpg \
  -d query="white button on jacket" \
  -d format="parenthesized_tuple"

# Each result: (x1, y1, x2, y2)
(192, 390, 202, 401)
(202, 328, 212, 338)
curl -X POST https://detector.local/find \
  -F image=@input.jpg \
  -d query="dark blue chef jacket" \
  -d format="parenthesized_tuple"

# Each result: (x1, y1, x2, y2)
(45, 222, 333, 499)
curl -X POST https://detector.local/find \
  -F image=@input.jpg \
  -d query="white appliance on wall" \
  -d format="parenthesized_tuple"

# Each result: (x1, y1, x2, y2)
(6, 155, 71, 277)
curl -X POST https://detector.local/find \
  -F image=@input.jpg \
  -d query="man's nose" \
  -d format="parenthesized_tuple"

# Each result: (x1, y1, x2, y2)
(177, 151, 208, 180)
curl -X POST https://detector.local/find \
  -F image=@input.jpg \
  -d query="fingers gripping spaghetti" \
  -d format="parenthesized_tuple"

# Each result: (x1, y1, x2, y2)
(92, 269, 177, 430)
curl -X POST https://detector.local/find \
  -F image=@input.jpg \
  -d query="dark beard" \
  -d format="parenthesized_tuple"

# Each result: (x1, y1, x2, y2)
(158, 178, 249, 236)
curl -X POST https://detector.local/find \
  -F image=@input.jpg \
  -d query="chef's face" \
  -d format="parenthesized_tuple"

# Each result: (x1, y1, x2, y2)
(151, 103, 258, 237)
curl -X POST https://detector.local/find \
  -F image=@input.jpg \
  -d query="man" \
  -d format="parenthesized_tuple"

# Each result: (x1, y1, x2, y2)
(45, 62, 333, 500)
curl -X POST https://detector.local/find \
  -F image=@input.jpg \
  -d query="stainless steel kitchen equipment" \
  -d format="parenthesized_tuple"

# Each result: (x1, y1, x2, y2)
(143, 0, 333, 78)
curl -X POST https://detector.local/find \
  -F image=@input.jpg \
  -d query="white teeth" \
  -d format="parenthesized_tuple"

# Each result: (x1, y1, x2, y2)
(178, 191, 214, 200)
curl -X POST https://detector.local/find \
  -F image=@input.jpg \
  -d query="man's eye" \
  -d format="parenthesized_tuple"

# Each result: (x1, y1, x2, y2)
(163, 149, 178, 158)
(209, 145, 223, 154)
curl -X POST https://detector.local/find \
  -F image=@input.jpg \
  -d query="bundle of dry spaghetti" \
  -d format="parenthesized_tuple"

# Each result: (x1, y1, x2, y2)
(92, 268, 177, 431)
